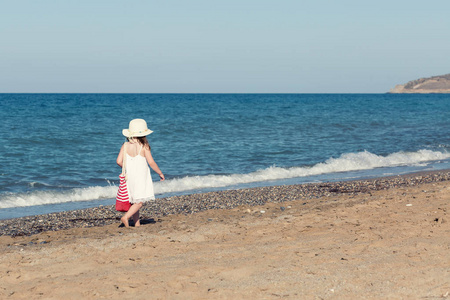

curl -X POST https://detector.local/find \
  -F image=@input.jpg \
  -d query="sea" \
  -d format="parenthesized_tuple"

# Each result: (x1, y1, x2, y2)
(0, 94, 449, 220)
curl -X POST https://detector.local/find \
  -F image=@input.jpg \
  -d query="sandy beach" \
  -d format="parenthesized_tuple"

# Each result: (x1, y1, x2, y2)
(0, 172, 449, 299)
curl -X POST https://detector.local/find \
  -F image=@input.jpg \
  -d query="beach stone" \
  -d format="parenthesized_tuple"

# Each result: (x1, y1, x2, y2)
(1, 170, 449, 237)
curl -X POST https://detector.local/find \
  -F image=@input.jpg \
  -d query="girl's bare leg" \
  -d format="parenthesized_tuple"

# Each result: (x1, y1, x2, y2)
(132, 210, 140, 227)
(121, 202, 143, 227)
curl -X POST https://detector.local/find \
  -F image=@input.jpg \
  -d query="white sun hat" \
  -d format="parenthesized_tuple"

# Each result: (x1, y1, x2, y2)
(122, 119, 153, 137)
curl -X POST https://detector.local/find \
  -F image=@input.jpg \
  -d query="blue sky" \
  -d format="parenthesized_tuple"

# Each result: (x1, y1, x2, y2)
(1, 0, 449, 93)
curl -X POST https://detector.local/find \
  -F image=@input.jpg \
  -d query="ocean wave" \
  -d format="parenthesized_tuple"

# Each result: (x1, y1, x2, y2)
(155, 149, 450, 194)
(0, 186, 118, 209)
(1, 149, 449, 209)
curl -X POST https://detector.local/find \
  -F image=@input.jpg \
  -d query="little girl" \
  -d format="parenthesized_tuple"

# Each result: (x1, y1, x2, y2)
(116, 119, 165, 227)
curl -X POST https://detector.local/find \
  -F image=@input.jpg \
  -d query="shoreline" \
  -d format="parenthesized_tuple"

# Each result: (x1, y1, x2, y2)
(0, 170, 449, 298)
(1, 169, 449, 237)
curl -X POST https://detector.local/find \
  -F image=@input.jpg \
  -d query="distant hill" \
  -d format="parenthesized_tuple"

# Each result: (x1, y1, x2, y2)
(389, 74, 450, 93)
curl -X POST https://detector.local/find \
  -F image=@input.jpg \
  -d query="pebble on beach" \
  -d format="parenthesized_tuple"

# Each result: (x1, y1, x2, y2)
(1, 171, 449, 237)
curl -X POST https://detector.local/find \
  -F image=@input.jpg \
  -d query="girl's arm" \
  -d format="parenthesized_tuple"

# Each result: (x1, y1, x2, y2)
(116, 144, 125, 167)
(144, 147, 165, 181)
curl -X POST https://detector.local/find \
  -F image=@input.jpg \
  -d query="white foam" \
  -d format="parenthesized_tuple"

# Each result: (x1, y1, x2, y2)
(1, 149, 449, 209)
(154, 149, 450, 194)
(0, 186, 118, 209)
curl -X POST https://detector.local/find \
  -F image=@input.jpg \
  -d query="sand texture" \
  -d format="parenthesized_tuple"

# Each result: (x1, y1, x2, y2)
(0, 173, 449, 299)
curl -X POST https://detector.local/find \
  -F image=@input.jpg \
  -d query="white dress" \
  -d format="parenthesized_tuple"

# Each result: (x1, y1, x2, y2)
(125, 143, 155, 203)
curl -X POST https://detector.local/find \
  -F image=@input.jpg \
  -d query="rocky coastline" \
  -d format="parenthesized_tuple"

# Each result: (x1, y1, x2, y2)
(389, 73, 450, 93)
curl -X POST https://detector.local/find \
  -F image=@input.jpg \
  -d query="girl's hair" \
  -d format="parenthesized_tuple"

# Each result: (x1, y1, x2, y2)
(127, 136, 151, 150)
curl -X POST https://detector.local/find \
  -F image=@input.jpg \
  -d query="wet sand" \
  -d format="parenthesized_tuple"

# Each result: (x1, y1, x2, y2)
(0, 171, 449, 299)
